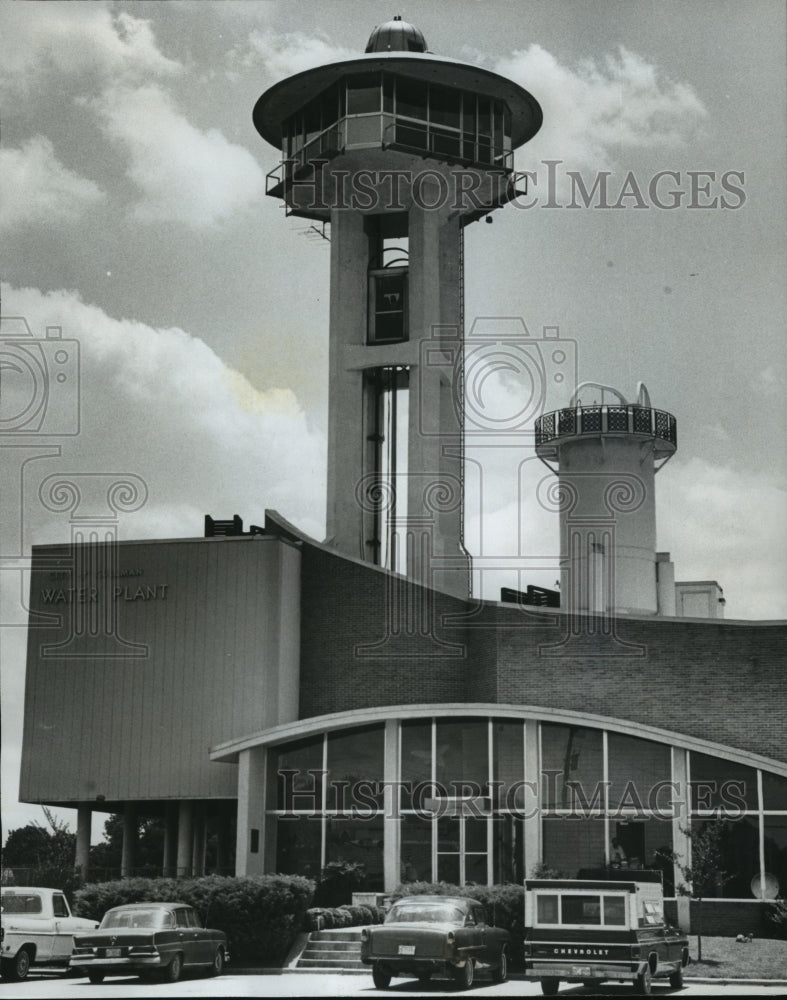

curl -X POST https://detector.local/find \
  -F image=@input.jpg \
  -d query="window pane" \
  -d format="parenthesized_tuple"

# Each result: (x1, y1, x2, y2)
(347, 73, 381, 114)
(320, 83, 339, 129)
(762, 771, 787, 810)
(436, 718, 488, 795)
(272, 735, 323, 810)
(345, 115, 382, 146)
(465, 853, 488, 885)
(493, 720, 524, 810)
(612, 819, 674, 893)
(686, 817, 759, 898)
(401, 814, 432, 883)
(325, 817, 384, 891)
(543, 816, 606, 876)
(763, 818, 787, 898)
(537, 895, 558, 923)
(603, 896, 626, 925)
(541, 724, 603, 811)
(431, 128, 461, 158)
(430, 85, 461, 129)
(394, 120, 427, 150)
(493, 814, 522, 883)
(562, 895, 601, 925)
(396, 77, 427, 120)
(466, 816, 487, 852)
(690, 752, 758, 811)
(326, 724, 384, 809)
(437, 853, 459, 884)
(608, 733, 670, 813)
(275, 815, 321, 878)
(401, 720, 431, 809)
(438, 816, 460, 852)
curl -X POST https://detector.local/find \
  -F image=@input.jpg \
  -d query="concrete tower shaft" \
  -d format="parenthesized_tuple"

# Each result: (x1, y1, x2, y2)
(254, 24, 542, 598)
(535, 383, 677, 616)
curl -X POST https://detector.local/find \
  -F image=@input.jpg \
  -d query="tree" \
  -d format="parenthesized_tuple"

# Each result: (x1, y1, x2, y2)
(671, 819, 732, 961)
(3, 807, 76, 869)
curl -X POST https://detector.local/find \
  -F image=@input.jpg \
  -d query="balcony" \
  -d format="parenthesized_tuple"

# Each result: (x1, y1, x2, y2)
(535, 404, 677, 462)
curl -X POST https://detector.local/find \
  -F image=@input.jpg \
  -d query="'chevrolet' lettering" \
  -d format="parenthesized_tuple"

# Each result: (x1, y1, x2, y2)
(552, 947, 610, 956)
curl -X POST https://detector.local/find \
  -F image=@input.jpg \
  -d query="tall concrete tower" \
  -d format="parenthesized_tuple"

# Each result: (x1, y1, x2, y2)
(253, 17, 542, 598)
(535, 383, 677, 616)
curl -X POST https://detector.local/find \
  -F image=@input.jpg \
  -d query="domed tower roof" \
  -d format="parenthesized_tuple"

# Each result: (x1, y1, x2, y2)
(365, 15, 428, 53)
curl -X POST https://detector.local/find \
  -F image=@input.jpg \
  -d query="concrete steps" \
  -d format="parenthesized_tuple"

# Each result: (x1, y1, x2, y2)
(295, 928, 365, 970)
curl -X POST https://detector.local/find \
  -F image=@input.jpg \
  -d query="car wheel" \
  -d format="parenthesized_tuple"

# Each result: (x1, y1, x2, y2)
(636, 966, 652, 995)
(372, 962, 392, 988)
(162, 952, 183, 984)
(669, 966, 684, 989)
(452, 958, 474, 989)
(2, 949, 31, 982)
(492, 945, 508, 983)
(541, 978, 561, 996)
(206, 946, 225, 977)
(88, 971, 105, 984)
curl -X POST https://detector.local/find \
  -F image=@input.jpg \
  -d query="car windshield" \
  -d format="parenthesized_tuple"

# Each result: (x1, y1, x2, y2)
(387, 902, 465, 924)
(1, 893, 43, 914)
(100, 908, 171, 930)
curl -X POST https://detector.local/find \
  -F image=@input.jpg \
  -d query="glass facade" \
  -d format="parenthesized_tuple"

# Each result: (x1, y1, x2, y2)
(261, 715, 786, 900)
(283, 73, 514, 172)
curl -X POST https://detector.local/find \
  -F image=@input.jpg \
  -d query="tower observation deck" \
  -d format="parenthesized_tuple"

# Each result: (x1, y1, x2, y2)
(254, 18, 542, 597)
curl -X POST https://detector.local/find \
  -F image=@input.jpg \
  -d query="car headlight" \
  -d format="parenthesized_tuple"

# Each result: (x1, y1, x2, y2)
(360, 928, 369, 942)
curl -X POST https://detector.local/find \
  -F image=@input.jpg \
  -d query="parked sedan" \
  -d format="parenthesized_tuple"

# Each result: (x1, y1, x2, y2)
(360, 895, 510, 989)
(69, 902, 228, 984)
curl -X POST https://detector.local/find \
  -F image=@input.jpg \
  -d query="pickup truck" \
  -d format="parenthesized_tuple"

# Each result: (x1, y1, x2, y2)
(523, 871, 689, 995)
(1, 886, 98, 981)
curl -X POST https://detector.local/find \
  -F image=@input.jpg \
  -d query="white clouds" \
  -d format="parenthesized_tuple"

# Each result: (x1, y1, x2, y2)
(658, 457, 786, 619)
(239, 29, 358, 80)
(494, 44, 707, 168)
(1, 281, 326, 544)
(0, 137, 105, 231)
(91, 85, 265, 226)
(0, 4, 180, 93)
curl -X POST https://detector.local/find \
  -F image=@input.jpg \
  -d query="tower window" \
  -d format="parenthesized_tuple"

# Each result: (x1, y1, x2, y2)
(367, 214, 409, 345)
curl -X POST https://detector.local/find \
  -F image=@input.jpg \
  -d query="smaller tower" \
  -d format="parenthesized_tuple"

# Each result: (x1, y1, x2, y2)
(535, 382, 676, 616)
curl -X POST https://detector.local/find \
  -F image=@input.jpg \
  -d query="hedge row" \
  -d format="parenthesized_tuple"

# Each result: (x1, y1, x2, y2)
(304, 904, 386, 931)
(74, 875, 314, 963)
(392, 881, 526, 963)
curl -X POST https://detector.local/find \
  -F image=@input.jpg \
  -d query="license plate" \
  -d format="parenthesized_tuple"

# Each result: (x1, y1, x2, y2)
(105, 948, 122, 958)
(398, 944, 416, 955)
(571, 965, 591, 976)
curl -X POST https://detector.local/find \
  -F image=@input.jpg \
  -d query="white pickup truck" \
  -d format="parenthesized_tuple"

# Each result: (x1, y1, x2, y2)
(1, 886, 98, 981)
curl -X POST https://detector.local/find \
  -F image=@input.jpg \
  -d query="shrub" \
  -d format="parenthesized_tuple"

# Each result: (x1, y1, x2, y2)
(304, 904, 386, 931)
(74, 875, 314, 963)
(767, 899, 787, 939)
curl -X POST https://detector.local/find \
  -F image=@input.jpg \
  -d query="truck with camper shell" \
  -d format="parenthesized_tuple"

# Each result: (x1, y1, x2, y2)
(1, 886, 98, 981)
(523, 870, 689, 995)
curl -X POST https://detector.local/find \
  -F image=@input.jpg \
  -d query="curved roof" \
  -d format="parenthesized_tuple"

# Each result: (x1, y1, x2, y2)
(253, 51, 542, 149)
(366, 16, 428, 53)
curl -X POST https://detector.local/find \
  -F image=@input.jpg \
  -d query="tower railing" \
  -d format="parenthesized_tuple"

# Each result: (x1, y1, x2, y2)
(535, 405, 677, 449)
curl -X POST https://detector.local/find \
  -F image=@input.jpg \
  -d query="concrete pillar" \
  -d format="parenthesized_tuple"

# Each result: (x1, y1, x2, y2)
(177, 801, 193, 878)
(120, 806, 137, 878)
(523, 720, 542, 879)
(192, 802, 207, 876)
(671, 747, 691, 932)
(163, 803, 178, 877)
(75, 805, 91, 879)
(236, 748, 266, 876)
(383, 720, 401, 892)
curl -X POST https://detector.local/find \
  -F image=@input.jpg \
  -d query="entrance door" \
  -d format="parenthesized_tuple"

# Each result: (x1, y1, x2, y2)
(436, 814, 489, 885)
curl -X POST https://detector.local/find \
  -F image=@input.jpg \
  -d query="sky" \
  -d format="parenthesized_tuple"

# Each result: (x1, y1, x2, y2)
(1, 0, 785, 841)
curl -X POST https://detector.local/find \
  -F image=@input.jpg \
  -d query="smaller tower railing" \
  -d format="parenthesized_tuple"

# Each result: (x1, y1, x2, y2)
(535, 404, 677, 451)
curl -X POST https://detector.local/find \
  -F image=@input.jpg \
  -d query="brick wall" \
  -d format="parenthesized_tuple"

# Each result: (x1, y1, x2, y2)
(299, 540, 787, 764)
